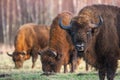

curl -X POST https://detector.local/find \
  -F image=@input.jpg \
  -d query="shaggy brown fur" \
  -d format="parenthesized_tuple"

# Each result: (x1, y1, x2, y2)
(7, 23, 50, 69)
(39, 12, 80, 74)
(59, 5, 120, 80)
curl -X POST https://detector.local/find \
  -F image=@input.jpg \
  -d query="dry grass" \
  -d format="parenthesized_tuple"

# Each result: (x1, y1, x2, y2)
(0, 46, 120, 80)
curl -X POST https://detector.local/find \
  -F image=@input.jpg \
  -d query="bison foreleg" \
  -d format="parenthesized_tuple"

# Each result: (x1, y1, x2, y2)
(64, 64, 68, 73)
(98, 68, 106, 80)
(70, 49, 78, 73)
(106, 59, 117, 80)
(31, 49, 38, 68)
(32, 55, 38, 68)
(70, 59, 78, 73)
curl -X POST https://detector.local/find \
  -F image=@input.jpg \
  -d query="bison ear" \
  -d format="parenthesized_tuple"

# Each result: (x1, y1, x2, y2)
(89, 16, 103, 28)
(7, 52, 13, 57)
(91, 28, 99, 35)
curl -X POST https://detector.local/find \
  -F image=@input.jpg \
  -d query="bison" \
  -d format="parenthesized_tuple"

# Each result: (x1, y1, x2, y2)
(39, 12, 81, 74)
(59, 5, 120, 80)
(7, 23, 50, 69)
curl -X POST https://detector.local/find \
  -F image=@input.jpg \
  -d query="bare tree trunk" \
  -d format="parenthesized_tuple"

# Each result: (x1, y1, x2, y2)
(0, 1, 4, 44)
(42, 0, 45, 24)
(53, 0, 59, 15)
(20, 0, 28, 24)
(58, 0, 62, 13)
(48, 0, 53, 25)
(37, 0, 41, 24)
(6, 0, 11, 46)
(26, 0, 32, 23)
(1, 0, 7, 45)
(9, 0, 17, 46)
(73, 0, 77, 15)
(22, 0, 28, 23)
(35, 0, 39, 24)
(16, 0, 22, 25)
(8, 0, 13, 46)
(27, 0, 35, 23)
(39, 0, 44, 24)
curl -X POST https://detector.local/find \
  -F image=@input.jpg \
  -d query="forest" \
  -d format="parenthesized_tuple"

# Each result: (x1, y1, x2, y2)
(0, 0, 120, 52)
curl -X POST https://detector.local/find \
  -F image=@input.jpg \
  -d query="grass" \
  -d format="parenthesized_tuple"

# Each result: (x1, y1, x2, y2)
(0, 52, 120, 80)
(1, 71, 120, 80)
(0, 71, 99, 80)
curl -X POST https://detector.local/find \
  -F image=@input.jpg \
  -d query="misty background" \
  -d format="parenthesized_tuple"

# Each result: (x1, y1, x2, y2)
(0, 0, 120, 52)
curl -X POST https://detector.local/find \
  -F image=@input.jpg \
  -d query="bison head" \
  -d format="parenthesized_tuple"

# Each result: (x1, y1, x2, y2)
(59, 11, 103, 52)
(39, 49, 62, 74)
(7, 51, 27, 69)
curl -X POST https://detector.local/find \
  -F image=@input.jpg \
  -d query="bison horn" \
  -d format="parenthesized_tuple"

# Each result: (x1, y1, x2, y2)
(59, 18, 72, 30)
(7, 52, 13, 57)
(52, 51, 57, 57)
(89, 16, 103, 28)
(48, 49, 57, 57)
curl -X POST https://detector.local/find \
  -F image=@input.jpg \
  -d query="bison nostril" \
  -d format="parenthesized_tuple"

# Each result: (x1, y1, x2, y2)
(76, 47, 84, 51)
(75, 43, 85, 51)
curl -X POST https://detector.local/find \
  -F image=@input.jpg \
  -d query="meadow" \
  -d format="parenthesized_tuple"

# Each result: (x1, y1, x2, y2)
(0, 52, 120, 80)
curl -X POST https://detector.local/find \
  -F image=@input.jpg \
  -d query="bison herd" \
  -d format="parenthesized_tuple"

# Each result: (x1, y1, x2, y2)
(7, 4, 120, 80)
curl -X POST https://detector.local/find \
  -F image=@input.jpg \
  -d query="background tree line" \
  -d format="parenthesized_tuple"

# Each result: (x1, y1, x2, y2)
(0, 0, 120, 50)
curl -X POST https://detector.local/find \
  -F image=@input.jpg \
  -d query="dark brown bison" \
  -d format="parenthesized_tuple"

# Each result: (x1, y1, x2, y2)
(39, 12, 81, 74)
(7, 23, 50, 69)
(59, 5, 120, 80)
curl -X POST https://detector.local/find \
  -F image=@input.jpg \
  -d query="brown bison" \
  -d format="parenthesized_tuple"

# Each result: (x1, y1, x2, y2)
(39, 12, 80, 74)
(59, 5, 120, 80)
(7, 23, 50, 69)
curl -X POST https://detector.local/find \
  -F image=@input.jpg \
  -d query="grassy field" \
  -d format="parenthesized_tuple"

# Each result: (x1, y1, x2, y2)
(0, 70, 120, 80)
(0, 52, 120, 80)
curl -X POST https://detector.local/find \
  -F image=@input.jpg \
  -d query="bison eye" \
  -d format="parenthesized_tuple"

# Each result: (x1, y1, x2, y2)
(67, 30, 75, 36)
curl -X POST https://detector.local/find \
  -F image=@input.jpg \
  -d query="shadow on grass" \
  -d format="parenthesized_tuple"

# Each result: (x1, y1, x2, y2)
(40, 72, 56, 76)
(0, 74, 11, 78)
(77, 72, 97, 76)
(77, 72, 120, 76)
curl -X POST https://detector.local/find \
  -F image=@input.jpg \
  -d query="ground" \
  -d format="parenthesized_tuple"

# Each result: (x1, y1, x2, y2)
(0, 52, 120, 80)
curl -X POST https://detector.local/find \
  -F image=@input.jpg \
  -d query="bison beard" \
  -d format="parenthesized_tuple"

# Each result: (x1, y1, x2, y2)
(7, 23, 50, 69)
(59, 5, 120, 80)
